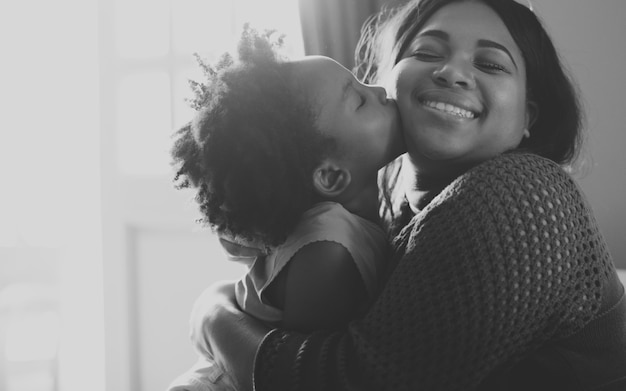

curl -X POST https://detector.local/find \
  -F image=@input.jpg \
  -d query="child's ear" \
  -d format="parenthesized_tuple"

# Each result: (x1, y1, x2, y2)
(313, 160, 351, 198)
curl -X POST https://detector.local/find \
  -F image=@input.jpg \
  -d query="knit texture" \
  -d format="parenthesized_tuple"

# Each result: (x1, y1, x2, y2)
(253, 152, 624, 391)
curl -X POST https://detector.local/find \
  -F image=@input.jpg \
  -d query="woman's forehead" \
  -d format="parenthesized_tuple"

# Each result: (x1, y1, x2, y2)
(413, 2, 523, 60)
(419, 2, 512, 41)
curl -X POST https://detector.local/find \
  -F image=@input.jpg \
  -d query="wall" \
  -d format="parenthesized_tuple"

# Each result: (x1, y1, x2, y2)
(532, 0, 626, 268)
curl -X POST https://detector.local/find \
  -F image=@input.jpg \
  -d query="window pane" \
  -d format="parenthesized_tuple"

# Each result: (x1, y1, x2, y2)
(116, 72, 172, 175)
(172, 0, 304, 58)
(114, 0, 170, 59)
(233, 0, 304, 58)
(172, 0, 236, 56)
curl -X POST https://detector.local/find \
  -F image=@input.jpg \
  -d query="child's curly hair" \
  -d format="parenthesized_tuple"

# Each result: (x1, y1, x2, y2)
(171, 26, 337, 248)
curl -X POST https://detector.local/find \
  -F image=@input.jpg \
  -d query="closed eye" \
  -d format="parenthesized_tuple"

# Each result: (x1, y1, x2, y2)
(474, 61, 509, 74)
(350, 82, 366, 110)
(412, 50, 442, 61)
(357, 94, 366, 109)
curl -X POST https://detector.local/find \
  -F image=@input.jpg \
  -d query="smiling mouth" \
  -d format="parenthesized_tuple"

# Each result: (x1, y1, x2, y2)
(421, 100, 478, 119)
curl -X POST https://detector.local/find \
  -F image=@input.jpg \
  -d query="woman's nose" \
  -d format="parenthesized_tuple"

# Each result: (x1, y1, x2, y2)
(432, 59, 476, 89)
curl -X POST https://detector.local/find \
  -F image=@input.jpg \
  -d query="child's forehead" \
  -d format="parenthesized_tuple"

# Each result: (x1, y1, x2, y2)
(289, 56, 353, 101)
(290, 56, 350, 82)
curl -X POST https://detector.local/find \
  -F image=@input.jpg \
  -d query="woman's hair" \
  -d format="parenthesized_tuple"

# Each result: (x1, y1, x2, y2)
(171, 26, 336, 248)
(357, 0, 585, 228)
(356, 0, 584, 167)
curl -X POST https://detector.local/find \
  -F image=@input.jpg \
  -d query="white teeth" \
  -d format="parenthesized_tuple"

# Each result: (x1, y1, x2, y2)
(424, 100, 476, 119)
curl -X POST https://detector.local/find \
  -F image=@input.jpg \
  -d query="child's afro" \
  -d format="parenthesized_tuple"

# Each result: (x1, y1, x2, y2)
(171, 26, 336, 248)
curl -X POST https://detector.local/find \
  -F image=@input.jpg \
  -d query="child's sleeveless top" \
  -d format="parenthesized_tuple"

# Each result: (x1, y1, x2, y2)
(224, 201, 388, 325)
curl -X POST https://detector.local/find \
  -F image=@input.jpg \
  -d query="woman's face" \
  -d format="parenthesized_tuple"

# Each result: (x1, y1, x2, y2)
(388, 1, 534, 175)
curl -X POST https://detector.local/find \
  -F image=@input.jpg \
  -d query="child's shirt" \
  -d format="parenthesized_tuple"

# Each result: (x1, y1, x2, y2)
(222, 201, 389, 325)
(167, 202, 390, 391)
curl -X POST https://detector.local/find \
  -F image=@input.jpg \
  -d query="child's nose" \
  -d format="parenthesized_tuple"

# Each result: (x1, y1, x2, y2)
(369, 85, 388, 104)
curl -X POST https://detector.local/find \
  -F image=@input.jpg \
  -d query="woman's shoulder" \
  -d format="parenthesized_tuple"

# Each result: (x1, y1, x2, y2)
(457, 151, 576, 195)
(431, 152, 584, 220)
(470, 151, 565, 179)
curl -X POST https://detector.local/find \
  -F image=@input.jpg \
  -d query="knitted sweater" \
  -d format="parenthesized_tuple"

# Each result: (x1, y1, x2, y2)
(253, 152, 626, 391)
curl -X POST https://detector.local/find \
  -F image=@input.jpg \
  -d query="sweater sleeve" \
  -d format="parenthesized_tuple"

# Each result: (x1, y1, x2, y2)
(253, 153, 616, 391)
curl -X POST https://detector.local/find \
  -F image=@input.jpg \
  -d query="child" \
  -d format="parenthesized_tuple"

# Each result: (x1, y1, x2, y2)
(167, 26, 404, 391)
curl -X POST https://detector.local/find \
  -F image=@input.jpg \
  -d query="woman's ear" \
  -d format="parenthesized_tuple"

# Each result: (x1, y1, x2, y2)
(526, 100, 539, 131)
(313, 160, 351, 198)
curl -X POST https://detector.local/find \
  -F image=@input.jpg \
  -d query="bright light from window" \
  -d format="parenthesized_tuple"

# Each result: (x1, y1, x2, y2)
(114, 0, 304, 176)
(233, 0, 304, 58)
(172, 0, 236, 56)
(115, 0, 170, 59)
(171, 0, 304, 59)
(6, 311, 61, 362)
(116, 72, 172, 175)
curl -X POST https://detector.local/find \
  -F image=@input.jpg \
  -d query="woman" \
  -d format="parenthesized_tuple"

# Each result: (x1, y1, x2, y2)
(189, 0, 626, 390)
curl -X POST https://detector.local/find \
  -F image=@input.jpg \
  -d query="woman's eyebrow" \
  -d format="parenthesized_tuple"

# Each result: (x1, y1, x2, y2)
(477, 39, 518, 69)
(417, 29, 448, 41)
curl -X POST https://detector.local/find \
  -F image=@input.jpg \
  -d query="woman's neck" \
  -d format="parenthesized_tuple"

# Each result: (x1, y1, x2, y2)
(403, 158, 465, 211)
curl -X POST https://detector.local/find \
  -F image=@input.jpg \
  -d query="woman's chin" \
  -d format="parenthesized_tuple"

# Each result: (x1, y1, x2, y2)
(407, 143, 479, 175)
(413, 143, 466, 163)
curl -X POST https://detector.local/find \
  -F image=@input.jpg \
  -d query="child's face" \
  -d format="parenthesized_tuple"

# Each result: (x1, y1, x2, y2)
(293, 56, 405, 181)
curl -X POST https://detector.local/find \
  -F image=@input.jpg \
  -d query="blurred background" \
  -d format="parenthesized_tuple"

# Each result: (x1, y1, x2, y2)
(0, 0, 624, 390)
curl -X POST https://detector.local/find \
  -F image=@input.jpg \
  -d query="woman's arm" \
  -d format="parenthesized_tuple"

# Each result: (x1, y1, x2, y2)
(193, 241, 370, 389)
(195, 154, 616, 390)
(252, 153, 617, 390)
(189, 281, 269, 391)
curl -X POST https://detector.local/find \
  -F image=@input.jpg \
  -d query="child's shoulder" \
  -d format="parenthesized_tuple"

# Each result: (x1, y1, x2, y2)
(275, 201, 388, 299)
(299, 201, 382, 231)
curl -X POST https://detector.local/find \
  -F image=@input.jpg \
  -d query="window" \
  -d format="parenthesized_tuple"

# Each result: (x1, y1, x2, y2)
(1, 0, 103, 389)
(98, 1, 304, 390)
(2, 0, 303, 390)
(106, 0, 304, 176)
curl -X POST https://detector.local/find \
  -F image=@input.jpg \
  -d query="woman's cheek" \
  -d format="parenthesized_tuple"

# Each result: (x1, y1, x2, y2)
(393, 60, 423, 108)
(384, 61, 410, 100)
(378, 74, 398, 100)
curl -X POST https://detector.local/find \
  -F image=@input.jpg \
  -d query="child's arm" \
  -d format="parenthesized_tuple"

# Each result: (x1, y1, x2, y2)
(187, 280, 267, 391)
(265, 241, 367, 332)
